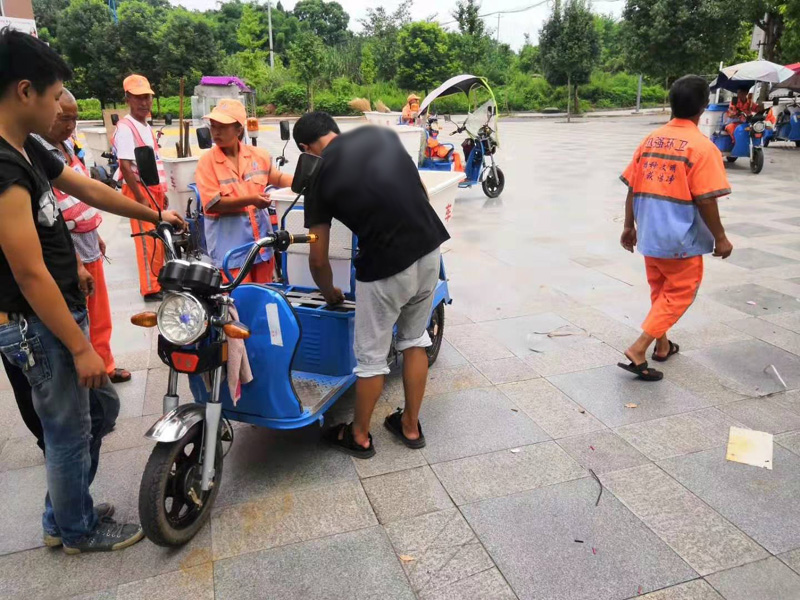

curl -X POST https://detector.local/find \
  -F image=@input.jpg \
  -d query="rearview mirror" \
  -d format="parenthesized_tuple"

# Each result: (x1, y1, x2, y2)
(196, 126, 212, 150)
(165, 114, 173, 125)
(134, 146, 161, 187)
(291, 152, 321, 194)
(774, 97, 780, 106)
(443, 114, 451, 122)
(280, 120, 291, 141)
(110, 113, 120, 126)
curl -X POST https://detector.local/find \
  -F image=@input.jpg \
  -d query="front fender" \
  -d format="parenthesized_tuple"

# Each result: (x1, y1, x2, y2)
(144, 403, 206, 443)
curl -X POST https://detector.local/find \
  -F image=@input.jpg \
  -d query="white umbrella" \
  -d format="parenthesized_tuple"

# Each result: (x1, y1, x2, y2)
(719, 60, 795, 85)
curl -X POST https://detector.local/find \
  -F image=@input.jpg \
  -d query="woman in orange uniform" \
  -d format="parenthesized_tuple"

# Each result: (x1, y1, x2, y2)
(724, 89, 760, 143)
(195, 99, 293, 283)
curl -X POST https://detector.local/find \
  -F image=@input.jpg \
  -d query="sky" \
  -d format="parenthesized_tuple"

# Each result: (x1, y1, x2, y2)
(169, 0, 625, 51)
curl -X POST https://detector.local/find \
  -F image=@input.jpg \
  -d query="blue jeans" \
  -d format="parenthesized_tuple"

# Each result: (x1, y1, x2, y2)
(0, 310, 120, 544)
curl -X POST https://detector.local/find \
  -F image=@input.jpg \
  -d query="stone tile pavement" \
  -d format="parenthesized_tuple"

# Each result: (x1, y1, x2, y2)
(1, 115, 800, 598)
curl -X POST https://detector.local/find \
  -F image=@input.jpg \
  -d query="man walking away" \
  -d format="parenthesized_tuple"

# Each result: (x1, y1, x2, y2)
(618, 75, 733, 382)
(293, 113, 450, 458)
(0, 29, 183, 553)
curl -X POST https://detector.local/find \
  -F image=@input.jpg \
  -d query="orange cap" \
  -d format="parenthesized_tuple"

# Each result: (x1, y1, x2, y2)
(123, 74, 155, 96)
(204, 99, 247, 127)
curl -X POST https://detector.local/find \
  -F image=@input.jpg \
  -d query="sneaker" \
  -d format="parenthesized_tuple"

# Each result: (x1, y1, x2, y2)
(43, 503, 116, 547)
(62, 519, 144, 555)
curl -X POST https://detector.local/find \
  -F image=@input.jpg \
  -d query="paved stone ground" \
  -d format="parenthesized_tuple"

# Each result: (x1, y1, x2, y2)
(2, 115, 800, 599)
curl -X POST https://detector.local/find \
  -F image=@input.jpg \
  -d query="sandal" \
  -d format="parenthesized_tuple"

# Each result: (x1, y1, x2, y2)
(652, 341, 679, 363)
(109, 368, 132, 384)
(322, 423, 375, 459)
(617, 357, 663, 382)
(384, 408, 426, 449)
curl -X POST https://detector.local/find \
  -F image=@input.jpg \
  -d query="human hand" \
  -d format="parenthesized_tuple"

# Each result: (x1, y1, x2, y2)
(323, 287, 345, 305)
(78, 264, 95, 297)
(98, 237, 106, 257)
(73, 346, 107, 389)
(620, 227, 637, 253)
(252, 194, 272, 210)
(713, 236, 733, 259)
(161, 210, 186, 231)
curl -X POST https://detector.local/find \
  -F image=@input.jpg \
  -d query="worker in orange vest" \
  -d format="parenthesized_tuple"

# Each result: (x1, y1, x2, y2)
(35, 89, 130, 383)
(113, 74, 168, 301)
(194, 99, 292, 283)
(619, 75, 733, 382)
(401, 94, 421, 125)
(724, 89, 760, 143)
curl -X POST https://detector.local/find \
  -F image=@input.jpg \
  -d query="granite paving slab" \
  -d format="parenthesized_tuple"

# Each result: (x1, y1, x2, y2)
(214, 526, 415, 600)
(548, 366, 710, 428)
(417, 568, 517, 600)
(351, 403, 428, 479)
(724, 223, 785, 238)
(707, 283, 800, 317)
(418, 387, 549, 464)
(660, 446, 800, 554)
(115, 564, 214, 600)
(602, 464, 768, 575)
(719, 397, 800, 435)
(461, 477, 696, 600)
(636, 580, 723, 600)
(0, 464, 48, 555)
(361, 466, 453, 524)
(726, 316, 800, 356)
(432, 441, 585, 505)
(686, 339, 800, 396)
(556, 430, 650, 474)
(473, 357, 540, 384)
(724, 248, 799, 270)
(705, 557, 800, 600)
(524, 338, 624, 377)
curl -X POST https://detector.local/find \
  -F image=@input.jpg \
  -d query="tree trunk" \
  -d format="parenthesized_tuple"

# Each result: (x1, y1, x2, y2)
(664, 76, 669, 113)
(572, 85, 580, 115)
(308, 83, 314, 112)
(567, 74, 571, 123)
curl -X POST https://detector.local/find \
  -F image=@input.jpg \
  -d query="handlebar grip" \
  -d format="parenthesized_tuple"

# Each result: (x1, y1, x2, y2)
(290, 233, 318, 244)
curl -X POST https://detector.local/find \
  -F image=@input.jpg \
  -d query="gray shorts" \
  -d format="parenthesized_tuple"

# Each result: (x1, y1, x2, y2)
(354, 249, 441, 377)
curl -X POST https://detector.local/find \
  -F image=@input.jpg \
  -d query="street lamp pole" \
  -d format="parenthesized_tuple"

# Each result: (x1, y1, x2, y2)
(267, 0, 275, 69)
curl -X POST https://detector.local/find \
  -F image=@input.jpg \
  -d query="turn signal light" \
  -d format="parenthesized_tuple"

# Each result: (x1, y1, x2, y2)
(223, 321, 251, 339)
(131, 312, 157, 328)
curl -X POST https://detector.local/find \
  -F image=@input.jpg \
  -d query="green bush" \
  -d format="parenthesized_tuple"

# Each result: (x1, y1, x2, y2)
(315, 92, 357, 116)
(271, 83, 306, 113)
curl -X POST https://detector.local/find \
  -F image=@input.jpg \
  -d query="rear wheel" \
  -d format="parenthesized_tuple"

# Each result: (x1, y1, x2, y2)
(751, 148, 764, 174)
(482, 167, 505, 198)
(138, 423, 222, 547)
(726, 156, 738, 163)
(426, 302, 445, 367)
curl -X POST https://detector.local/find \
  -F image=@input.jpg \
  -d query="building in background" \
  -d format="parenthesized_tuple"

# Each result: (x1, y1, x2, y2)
(0, 0, 37, 36)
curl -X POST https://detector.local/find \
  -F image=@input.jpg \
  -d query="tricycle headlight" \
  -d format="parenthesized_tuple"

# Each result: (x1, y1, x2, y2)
(157, 292, 208, 346)
(752, 121, 766, 133)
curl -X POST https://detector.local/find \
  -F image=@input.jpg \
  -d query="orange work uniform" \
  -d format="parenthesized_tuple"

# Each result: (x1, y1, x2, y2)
(195, 142, 291, 283)
(725, 97, 757, 141)
(113, 115, 168, 296)
(621, 118, 731, 339)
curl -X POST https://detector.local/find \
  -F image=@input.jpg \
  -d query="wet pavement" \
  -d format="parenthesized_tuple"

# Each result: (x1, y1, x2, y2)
(2, 115, 800, 599)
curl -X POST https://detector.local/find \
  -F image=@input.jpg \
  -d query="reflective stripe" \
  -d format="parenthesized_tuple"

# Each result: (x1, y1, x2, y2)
(641, 152, 694, 168)
(217, 178, 238, 185)
(243, 169, 270, 181)
(206, 194, 221, 210)
(633, 192, 691, 206)
(54, 153, 103, 233)
(694, 188, 731, 202)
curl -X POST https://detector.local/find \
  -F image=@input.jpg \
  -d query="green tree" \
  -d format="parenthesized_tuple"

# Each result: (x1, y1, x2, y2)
(518, 34, 541, 74)
(360, 43, 377, 85)
(396, 21, 456, 93)
(57, 0, 123, 105)
(359, 4, 411, 81)
(451, 0, 489, 73)
(288, 31, 325, 110)
(155, 9, 221, 96)
(211, 0, 245, 54)
(540, 0, 599, 116)
(118, 1, 164, 92)
(237, 4, 267, 51)
(622, 0, 741, 83)
(293, 0, 349, 46)
(32, 0, 70, 45)
(594, 14, 625, 72)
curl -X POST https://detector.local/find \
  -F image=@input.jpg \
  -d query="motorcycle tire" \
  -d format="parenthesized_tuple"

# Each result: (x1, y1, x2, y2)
(750, 148, 764, 174)
(138, 422, 222, 547)
(426, 302, 445, 367)
(795, 141, 800, 147)
(726, 157, 738, 163)
(482, 167, 505, 198)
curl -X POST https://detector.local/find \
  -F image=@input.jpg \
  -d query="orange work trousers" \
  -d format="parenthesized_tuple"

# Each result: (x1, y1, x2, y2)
(224, 257, 275, 285)
(122, 183, 166, 296)
(641, 256, 704, 339)
(84, 258, 116, 374)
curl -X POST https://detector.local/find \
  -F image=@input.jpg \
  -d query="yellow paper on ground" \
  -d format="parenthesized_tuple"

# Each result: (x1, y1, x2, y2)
(726, 426, 773, 470)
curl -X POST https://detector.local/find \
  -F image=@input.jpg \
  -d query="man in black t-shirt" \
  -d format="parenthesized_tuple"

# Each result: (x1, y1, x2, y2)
(0, 29, 183, 554)
(293, 112, 450, 459)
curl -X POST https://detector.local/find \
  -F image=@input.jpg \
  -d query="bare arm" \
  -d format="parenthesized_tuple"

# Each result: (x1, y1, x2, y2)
(697, 197, 732, 258)
(268, 168, 293, 189)
(205, 195, 267, 214)
(118, 159, 149, 205)
(308, 224, 343, 304)
(53, 167, 184, 229)
(620, 188, 637, 252)
(0, 186, 105, 387)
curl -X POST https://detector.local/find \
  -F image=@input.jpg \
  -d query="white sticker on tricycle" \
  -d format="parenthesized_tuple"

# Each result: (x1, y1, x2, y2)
(265, 303, 283, 347)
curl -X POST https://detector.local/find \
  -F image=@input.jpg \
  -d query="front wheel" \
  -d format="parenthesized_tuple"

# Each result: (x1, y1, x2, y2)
(426, 302, 445, 366)
(482, 167, 505, 198)
(751, 148, 764, 174)
(138, 422, 222, 547)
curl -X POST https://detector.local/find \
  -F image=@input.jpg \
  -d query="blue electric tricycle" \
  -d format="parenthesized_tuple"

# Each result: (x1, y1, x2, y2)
(131, 152, 451, 547)
(763, 98, 800, 147)
(710, 106, 768, 174)
(418, 74, 504, 198)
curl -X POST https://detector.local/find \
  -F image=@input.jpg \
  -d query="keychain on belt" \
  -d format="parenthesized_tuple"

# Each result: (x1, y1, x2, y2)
(14, 317, 35, 371)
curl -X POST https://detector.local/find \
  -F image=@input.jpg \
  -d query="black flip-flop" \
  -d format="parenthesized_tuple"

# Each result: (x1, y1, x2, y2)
(617, 359, 663, 382)
(384, 408, 426, 449)
(322, 423, 375, 459)
(652, 341, 679, 363)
